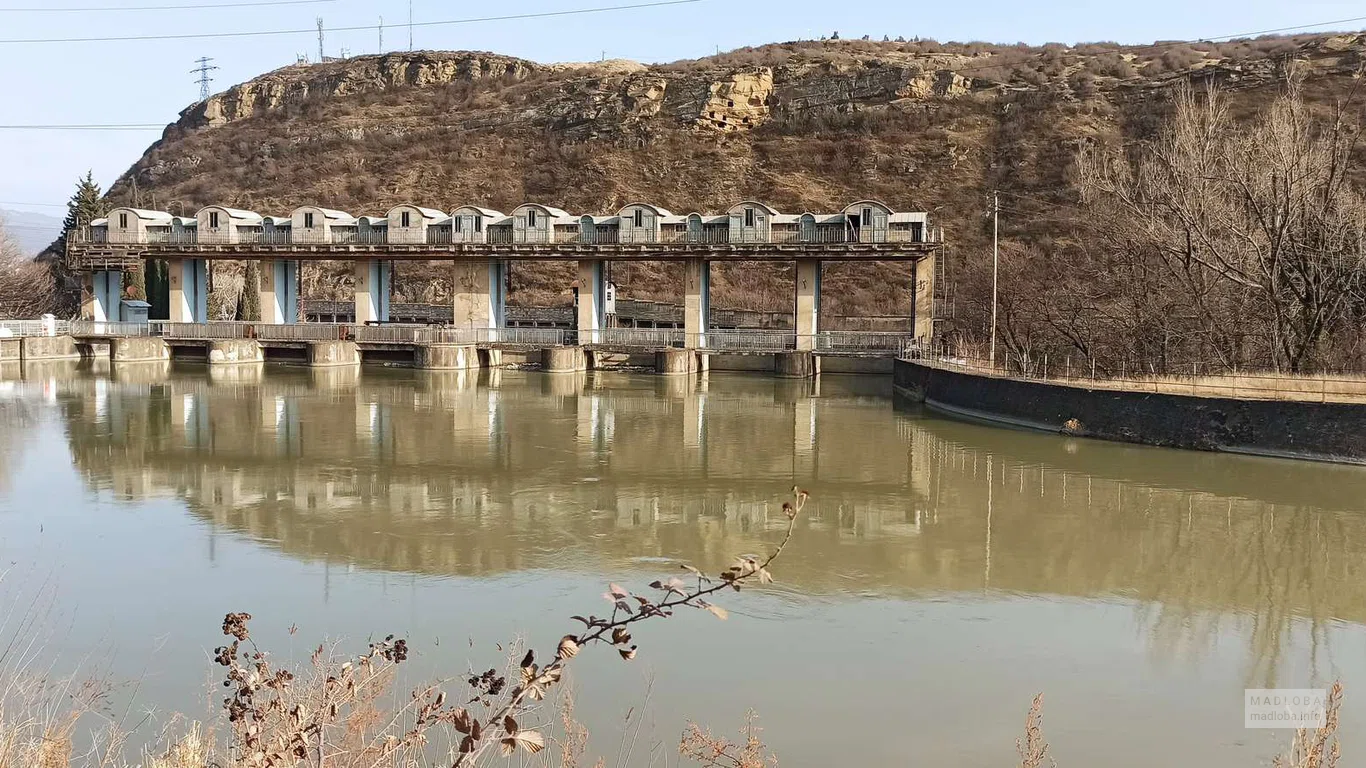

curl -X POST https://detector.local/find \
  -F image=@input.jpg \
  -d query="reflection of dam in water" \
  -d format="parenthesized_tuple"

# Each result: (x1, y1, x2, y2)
(54, 364, 1366, 659)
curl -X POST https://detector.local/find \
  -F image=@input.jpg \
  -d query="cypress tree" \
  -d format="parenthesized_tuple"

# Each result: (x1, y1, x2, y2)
(146, 260, 169, 319)
(241, 261, 262, 321)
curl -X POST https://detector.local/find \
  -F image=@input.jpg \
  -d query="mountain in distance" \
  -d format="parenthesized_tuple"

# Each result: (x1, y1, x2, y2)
(0, 208, 63, 258)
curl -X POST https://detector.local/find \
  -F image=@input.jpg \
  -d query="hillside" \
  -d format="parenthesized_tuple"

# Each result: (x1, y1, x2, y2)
(98, 33, 1366, 324)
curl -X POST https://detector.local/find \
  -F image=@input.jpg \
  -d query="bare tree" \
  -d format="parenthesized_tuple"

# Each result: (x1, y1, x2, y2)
(0, 217, 58, 319)
(1078, 76, 1366, 372)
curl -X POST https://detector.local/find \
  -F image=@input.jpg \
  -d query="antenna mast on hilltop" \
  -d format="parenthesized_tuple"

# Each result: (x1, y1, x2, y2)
(192, 56, 219, 102)
(316, 17, 325, 62)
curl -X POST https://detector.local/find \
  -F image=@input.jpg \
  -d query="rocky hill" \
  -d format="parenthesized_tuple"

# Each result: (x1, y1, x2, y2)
(100, 34, 1366, 319)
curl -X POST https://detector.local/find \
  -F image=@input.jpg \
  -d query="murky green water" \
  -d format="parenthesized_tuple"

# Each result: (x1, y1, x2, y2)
(1, 360, 1363, 766)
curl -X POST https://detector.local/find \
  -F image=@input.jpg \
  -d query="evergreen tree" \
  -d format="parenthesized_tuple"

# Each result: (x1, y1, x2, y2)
(241, 261, 262, 321)
(61, 171, 106, 240)
(146, 260, 169, 319)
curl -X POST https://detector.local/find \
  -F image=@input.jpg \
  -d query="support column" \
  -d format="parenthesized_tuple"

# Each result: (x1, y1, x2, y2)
(453, 260, 507, 330)
(576, 259, 605, 344)
(260, 260, 299, 325)
(84, 270, 124, 322)
(912, 253, 936, 350)
(354, 259, 391, 324)
(168, 258, 208, 323)
(684, 258, 710, 349)
(795, 259, 821, 351)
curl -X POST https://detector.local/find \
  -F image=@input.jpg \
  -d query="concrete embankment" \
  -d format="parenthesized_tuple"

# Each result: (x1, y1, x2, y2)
(894, 358, 1366, 465)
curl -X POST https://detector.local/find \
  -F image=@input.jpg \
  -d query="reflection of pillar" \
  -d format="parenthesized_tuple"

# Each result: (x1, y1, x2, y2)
(683, 390, 706, 471)
(168, 258, 208, 323)
(684, 258, 710, 348)
(354, 260, 391, 324)
(576, 393, 613, 451)
(260, 260, 299, 325)
(453, 260, 507, 330)
(84, 270, 123, 322)
(912, 254, 936, 348)
(795, 259, 820, 351)
(794, 397, 817, 477)
(172, 391, 210, 449)
(576, 260, 605, 343)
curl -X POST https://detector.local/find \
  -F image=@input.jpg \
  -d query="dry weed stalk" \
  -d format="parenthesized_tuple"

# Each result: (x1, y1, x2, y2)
(1016, 693, 1053, 768)
(1274, 682, 1343, 768)
(678, 710, 775, 768)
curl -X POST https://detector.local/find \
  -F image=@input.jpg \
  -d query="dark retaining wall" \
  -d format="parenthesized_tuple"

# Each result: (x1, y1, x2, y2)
(894, 359, 1366, 465)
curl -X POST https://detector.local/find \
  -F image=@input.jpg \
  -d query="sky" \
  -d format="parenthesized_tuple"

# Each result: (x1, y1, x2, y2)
(1, 0, 1364, 222)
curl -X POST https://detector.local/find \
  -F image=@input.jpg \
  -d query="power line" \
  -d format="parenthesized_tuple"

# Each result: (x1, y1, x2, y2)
(0, 0, 702, 44)
(0, 124, 164, 130)
(0, 0, 335, 11)
(0, 201, 68, 208)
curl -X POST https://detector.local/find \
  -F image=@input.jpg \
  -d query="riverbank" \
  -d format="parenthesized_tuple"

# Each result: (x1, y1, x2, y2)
(894, 357, 1366, 464)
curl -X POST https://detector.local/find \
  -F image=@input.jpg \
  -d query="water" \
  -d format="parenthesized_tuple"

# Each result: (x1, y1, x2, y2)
(0, 360, 1363, 766)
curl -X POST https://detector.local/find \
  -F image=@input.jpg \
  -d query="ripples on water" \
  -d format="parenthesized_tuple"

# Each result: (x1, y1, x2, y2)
(0, 360, 1363, 766)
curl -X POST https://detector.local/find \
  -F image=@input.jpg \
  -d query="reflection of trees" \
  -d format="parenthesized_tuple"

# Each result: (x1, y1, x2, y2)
(52, 369, 1366, 678)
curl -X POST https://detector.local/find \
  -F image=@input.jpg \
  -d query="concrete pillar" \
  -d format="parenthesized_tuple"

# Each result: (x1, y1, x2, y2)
(354, 259, 391, 324)
(775, 350, 818, 378)
(84, 270, 123, 322)
(168, 258, 208, 323)
(912, 254, 936, 349)
(684, 259, 710, 348)
(795, 259, 820, 351)
(576, 260, 605, 344)
(543, 346, 587, 372)
(453, 260, 507, 331)
(260, 260, 299, 325)
(655, 348, 697, 375)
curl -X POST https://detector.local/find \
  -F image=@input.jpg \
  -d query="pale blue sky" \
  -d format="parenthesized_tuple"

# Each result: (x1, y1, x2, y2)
(1, 0, 1363, 216)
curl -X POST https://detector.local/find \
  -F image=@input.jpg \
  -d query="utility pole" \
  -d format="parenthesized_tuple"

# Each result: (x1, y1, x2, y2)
(378, 16, 383, 53)
(989, 189, 1000, 368)
(408, 0, 413, 50)
(191, 56, 219, 102)
(316, 17, 325, 62)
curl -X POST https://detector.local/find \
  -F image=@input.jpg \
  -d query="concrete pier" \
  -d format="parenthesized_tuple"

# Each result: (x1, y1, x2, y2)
(260, 259, 299, 325)
(21, 335, 81, 362)
(795, 259, 821, 351)
(168, 258, 209, 323)
(479, 348, 503, 369)
(0, 339, 19, 362)
(415, 344, 478, 370)
(543, 346, 588, 372)
(354, 260, 392, 324)
(576, 260, 605, 344)
(453, 260, 507, 329)
(208, 339, 264, 365)
(110, 337, 170, 363)
(308, 340, 360, 367)
(684, 259, 710, 349)
(775, 350, 818, 378)
(655, 348, 698, 375)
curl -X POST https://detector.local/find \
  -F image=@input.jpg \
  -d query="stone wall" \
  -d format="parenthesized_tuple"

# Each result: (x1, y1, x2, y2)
(894, 359, 1366, 464)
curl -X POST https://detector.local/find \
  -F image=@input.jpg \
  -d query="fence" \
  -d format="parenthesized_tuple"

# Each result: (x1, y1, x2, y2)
(816, 331, 917, 354)
(0, 319, 69, 337)
(921, 354, 1366, 404)
(691, 330, 798, 352)
(584, 328, 686, 348)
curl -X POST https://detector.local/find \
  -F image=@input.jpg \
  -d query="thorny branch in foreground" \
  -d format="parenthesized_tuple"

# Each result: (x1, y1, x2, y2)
(208, 486, 808, 767)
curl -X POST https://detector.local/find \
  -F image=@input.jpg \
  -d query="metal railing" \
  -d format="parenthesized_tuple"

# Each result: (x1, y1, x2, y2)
(815, 331, 918, 354)
(422, 327, 569, 346)
(921, 354, 1366, 404)
(74, 223, 944, 248)
(352, 324, 429, 343)
(70, 320, 155, 337)
(254, 323, 347, 341)
(691, 330, 798, 352)
(160, 321, 255, 339)
(584, 328, 685, 348)
(1, 319, 69, 337)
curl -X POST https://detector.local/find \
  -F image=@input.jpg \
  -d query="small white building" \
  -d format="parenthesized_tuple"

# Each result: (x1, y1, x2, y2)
(844, 200, 893, 243)
(727, 201, 779, 243)
(105, 207, 174, 244)
(386, 205, 447, 244)
(291, 206, 355, 244)
(617, 203, 672, 244)
(196, 206, 263, 244)
(511, 203, 575, 244)
(452, 206, 503, 243)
